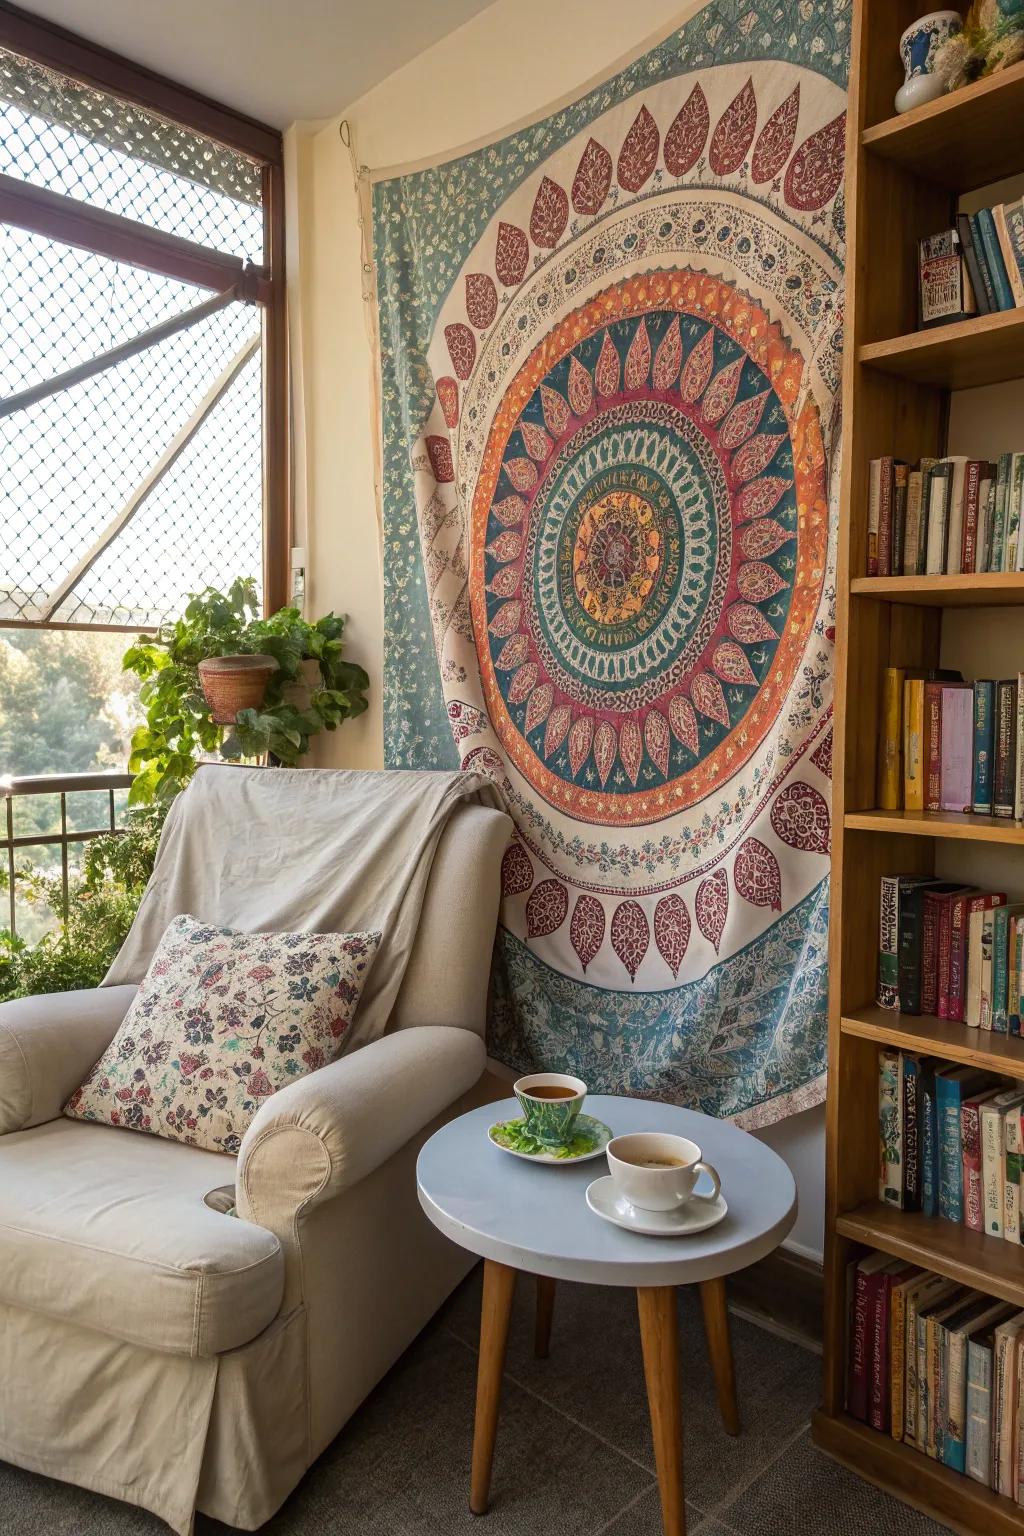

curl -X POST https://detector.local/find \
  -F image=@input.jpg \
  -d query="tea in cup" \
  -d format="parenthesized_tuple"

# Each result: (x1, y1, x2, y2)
(514, 1072, 587, 1147)
(606, 1132, 721, 1213)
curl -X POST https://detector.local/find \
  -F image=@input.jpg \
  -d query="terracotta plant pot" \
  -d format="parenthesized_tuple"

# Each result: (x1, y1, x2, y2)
(198, 654, 278, 724)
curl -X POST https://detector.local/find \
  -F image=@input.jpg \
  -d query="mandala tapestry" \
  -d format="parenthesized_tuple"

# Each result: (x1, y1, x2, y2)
(373, 0, 850, 1127)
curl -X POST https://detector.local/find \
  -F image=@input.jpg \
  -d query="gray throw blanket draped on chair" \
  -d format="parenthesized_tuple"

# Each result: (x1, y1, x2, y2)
(106, 764, 507, 1054)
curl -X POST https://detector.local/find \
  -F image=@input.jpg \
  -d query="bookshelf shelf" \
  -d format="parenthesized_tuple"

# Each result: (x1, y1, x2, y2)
(844, 808, 1024, 844)
(850, 574, 1024, 608)
(836, 1202, 1024, 1311)
(842, 1006, 1024, 1079)
(862, 62, 1024, 194)
(816, 6, 1024, 1530)
(812, 1412, 1024, 1536)
(859, 309, 1024, 391)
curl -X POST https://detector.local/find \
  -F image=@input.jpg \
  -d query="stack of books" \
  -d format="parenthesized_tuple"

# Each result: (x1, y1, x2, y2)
(866, 452, 1024, 577)
(877, 877, 1024, 1025)
(878, 669, 1023, 819)
(877, 1049, 1024, 1234)
(959, 200, 1024, 317)
(847, 1246, 1024, 1499)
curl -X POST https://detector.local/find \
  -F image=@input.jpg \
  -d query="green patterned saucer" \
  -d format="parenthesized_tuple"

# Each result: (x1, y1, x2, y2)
(488, 1113, 612, 1165)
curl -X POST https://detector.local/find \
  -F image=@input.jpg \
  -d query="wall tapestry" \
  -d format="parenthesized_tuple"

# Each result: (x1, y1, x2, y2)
(373, 0, 850, 1127)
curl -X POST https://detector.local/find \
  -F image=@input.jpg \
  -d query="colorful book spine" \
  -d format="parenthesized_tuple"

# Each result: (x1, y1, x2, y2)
(921, 1061, 940, 1218)
(994, 678, 1019, 818)
(973, 681, 995, 815)
(878, 876, 900, 1010)
(962, 1092, 987, 1233)
(925, 462, 952, 575)
(1001, 198, 1024, 304)
(904, 678, 925, 812)
(978, 464, 996, 573)
(877, 456, 895, 578)
(867, 457, 881, 577)
(994, 200, 1024, 308)
(982, 1094, 1021, 1237)
(921, 894, 943, 1017)
(976, 207, 1014, 311)
(903, 1054, 923, 1213)
(898, 886, 927, 1016)
(949, 892, 978, 1022)
(940, 686, 973, 814)
(924, 682, 943, 813)
(904, 469, 925, 575)
(992, 454, 1013, 572)
(878, 667, 904, 811)
(961, 459, 983, 573)
(938, 1072, 979, 1221)
(870, 1270, 896, 1432)
(946, 457, 968, 577)
(893, 462, 909, 577)
(1006, 453, 1024, 572)
(1005, 1104, 1023, 1243)
(958, 211, 992, 315)
(993, 904, 1011, 1034)
(879, 1048, 903, 1206)
(1017, 673, 1024, 822)
(966, 1333, 995, 1484)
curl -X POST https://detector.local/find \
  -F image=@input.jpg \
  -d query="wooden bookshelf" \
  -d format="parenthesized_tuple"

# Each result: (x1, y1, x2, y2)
(813, 6, 1024, 1530)
(851, 574, 1024, 607)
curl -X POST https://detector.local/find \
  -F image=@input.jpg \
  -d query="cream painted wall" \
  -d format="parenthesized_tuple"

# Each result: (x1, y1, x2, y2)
(290, 0, 835, 1261)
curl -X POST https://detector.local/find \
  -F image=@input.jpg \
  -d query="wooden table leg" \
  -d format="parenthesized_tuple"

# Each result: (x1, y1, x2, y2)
(699, 1276, 740, 1436)
(470, 1259, 517, 1515)
(637, 1285, 686, 1536)
(534, 1275, 556, 1359)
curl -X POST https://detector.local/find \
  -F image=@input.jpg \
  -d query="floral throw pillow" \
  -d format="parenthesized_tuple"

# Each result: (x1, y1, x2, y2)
(64, 914, 382, 1154)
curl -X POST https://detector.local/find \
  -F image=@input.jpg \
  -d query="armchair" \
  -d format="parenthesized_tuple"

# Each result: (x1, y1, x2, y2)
(0, 792, 510, 1534)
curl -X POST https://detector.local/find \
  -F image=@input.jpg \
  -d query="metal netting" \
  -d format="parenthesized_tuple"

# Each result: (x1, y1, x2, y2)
(1, 223, 209, 396)
(56, 349, 264, 628)
(0, 242, 263, 627)
(0, 48, 264, 259)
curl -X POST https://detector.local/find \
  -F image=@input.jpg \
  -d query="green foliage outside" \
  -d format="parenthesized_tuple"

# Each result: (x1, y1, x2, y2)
(123, 579, 370, 804)
(0, 583, 370, 1000)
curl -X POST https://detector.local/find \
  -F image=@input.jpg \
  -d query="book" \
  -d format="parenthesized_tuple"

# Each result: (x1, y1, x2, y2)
(975, 208, 1014, 312)
(926, 1290, 974, 1457)
(982, 1091, 1024, 1237)
(944, 456, 969, 578)
(966, 893, 1008, 1028)
(962, 1085, 997, 1233)
(992, 453, 1013, 572)
(924, 681, 943, 813)
(1001, 199, 1024, 307)
(1006, 453, 1024, 572)
(957, 211, 992, 315)
(994, 199, 1024, 308)
(924, 461, 953, 575)
(1011, 910, 1024, 1035)
(871, 1261, 916, 1432)
(934, 886, 974, 1019)
(1017, 672, 1024, 822)
(879, 1048, 903, 1206)
(994, 678, 1019, 818)
(848, 1251, 894, 1420)
(902, 1053, 925, 1213)
(993, 1312, 1024, 1496)
(903, 678, 925, 812)
(921, 1060, 943, 1218)
(877, 456, 895, 577)
(892, 461, 909, 578)
(878, 666, 904, 811)
(961, 459, 984, 574)
(919, 228, 977, 326)
(940, 684, 973, 813)
(891, 1266, 926, 1441)
(1006, 1101, 1024, 1242)
(949, 888, 984, 1022)
(978, 462, 997, 573)
(938, 1068, 991, 1221)
(904, 468, 926, 575)
(967, 1312, 1017, 1484)
(867, 457, 881, 577)
(973, 680, 996, 815)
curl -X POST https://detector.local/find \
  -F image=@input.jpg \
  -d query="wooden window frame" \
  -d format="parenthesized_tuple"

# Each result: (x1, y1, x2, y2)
(0, 0, 290, 619)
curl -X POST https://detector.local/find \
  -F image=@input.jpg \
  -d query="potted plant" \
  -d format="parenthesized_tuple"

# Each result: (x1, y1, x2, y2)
(122, 578, 369, 804)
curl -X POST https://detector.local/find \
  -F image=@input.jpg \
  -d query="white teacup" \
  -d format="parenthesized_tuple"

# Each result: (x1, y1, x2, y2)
(607, 1132, 721, 1213)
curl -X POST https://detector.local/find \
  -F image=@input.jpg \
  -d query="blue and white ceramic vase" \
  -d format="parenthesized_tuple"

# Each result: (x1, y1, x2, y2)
(895, 10, 963, 113)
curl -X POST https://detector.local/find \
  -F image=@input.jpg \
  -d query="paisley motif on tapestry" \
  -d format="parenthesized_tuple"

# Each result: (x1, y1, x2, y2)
(373, 0, 849, 1126)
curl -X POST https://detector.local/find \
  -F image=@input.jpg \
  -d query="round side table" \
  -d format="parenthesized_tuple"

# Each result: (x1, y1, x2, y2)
(416, 1094, 797, 1536)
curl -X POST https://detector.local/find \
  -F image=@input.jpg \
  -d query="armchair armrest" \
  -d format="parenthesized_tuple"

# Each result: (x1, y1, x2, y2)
(235, 1025, 484, 1302)
(0, 984, 138, 1134)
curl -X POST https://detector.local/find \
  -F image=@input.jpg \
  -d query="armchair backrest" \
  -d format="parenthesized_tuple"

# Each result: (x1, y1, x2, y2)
(388, 802, 511, 1038)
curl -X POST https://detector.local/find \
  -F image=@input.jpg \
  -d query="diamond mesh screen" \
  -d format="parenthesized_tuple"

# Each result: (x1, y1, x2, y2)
(0, 48, 264, 260)
(1, 226, 263, 628)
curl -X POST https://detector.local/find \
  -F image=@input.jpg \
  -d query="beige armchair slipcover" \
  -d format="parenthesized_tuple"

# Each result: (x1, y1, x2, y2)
(0, 791, 511, 1534)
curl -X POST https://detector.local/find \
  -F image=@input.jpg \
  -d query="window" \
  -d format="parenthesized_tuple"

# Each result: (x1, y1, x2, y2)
(0, 10, 288, 634)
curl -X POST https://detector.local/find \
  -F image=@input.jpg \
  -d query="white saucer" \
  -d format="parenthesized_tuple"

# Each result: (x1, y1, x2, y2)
(585, 1174, 728, 1237)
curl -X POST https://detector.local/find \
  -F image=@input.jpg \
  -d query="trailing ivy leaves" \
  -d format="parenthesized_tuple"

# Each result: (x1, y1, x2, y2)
(123, 579, 369, 804)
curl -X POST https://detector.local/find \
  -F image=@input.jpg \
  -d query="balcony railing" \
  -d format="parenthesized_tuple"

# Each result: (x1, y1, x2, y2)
(1, 771, 133, 937)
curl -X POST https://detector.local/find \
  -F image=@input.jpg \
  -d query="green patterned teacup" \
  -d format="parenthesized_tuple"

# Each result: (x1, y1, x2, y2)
(514, 1073, 587, 1147)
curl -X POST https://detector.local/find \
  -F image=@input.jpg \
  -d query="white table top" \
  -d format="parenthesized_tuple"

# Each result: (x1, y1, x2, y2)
(416, 1095, 797, 1287)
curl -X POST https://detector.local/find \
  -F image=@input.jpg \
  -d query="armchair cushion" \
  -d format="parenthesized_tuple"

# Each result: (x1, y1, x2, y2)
(65, 915, 382, 1154)
(0, 984, 137, 1135)
(0, 1117, 283, 1357)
